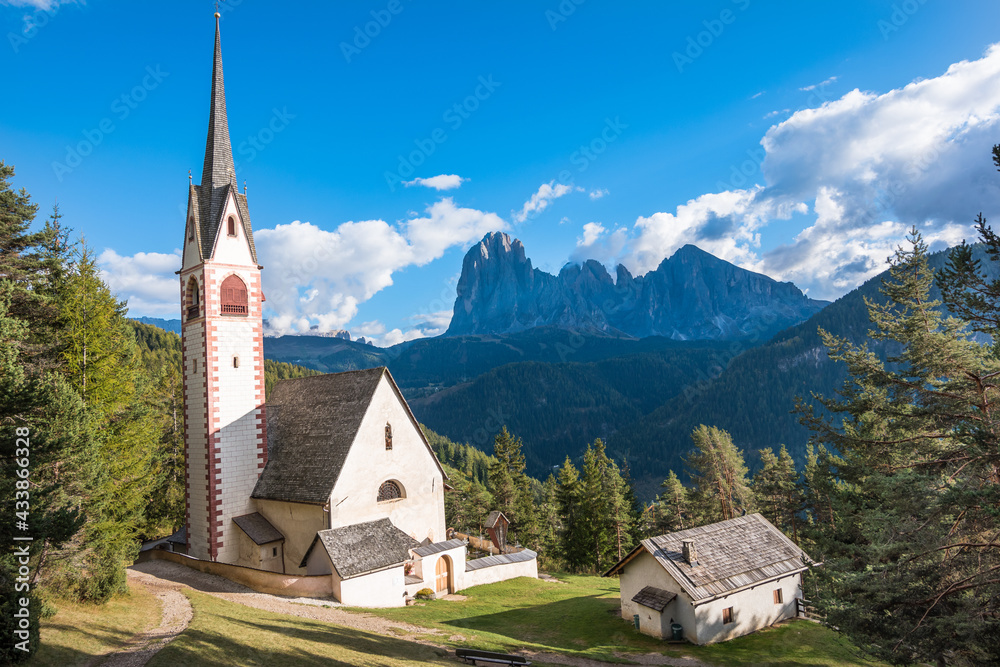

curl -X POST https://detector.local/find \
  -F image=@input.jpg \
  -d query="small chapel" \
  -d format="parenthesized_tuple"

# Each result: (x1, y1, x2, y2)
(164, 14, 536, 606)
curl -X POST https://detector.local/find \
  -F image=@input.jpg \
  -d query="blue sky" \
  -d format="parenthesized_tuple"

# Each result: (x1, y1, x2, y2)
(4, 1, 1000, 344)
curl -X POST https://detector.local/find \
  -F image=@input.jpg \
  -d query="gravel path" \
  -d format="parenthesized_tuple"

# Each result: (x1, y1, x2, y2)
(97, 568, 193, 667)
(110, 559, 706, 667)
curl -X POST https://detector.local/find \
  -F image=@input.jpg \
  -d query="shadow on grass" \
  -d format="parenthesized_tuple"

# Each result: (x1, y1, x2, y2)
(149, 608, 454, 666)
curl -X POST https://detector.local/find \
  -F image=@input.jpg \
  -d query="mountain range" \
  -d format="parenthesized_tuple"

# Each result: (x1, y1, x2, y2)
(446, 231, 828, 340)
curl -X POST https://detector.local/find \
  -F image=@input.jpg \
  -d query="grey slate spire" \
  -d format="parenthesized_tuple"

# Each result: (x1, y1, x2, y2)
(187, 13, 258, 264)
(201, 14, 235, 191)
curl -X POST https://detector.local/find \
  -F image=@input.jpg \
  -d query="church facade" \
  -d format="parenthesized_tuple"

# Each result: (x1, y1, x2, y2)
(172, 14, 536, 606)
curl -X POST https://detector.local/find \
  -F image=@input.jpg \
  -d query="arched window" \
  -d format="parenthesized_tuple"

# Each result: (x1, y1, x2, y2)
(227, 216, 237, 237)
(377, 480, 402, 502)
(186, 278, 200, 320)
(220, 275, 248, 315)
(188, 217, 195, 240)
(385, 423, 392, 450)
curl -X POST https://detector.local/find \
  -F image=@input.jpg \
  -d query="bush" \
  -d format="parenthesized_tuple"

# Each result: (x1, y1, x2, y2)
(415, 588, 434, 599)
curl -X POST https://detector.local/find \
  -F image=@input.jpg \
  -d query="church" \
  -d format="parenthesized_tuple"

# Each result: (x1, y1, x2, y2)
(165, 14, 536, 607)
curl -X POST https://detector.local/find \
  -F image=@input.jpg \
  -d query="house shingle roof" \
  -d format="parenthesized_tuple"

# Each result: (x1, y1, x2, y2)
(465, 549, 536, 572)
(299, 518, 419, 578)
(605, 514, 815, 602)
(233, 512, 284, 545)
(413, 539, 466, 557)
(632, 586, 677, 612)
(251, 366, 446, 505)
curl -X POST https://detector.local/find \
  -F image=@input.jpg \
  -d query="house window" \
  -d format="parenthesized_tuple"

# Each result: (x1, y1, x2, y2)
(272, 546, 278, 557)
(773, 589, 783, 604)
(385, 423, 392, 450)
(233, 355, 240, 369)
(722, 607, 734, 624)
(186, 278, 200, 321)
(220, 275, 248, 315)
(227, 216, 237, 236)
(377, 480, 402, 502)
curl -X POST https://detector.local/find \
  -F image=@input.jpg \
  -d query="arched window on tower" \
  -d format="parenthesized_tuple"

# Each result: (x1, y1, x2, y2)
(227, 216, 237, 237)
(186, 278, 200, 320)
(377, 480, 403, 503)
(220, 275, 248, 316)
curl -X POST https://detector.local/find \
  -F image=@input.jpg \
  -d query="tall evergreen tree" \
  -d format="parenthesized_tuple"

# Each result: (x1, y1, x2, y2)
(684, 425, 754, 523)
(652, 470, 691, 535)
(487, 426, 537, 546)
(800, 229, 1000, 665)
(752, 445, 802, 543)
(555, 456, 589, 571)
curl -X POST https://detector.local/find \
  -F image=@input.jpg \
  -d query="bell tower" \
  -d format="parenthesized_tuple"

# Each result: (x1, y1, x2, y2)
(179, 12, 266, 563)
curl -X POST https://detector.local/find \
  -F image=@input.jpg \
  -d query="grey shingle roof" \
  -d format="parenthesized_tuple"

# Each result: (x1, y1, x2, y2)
(299, 518, 419, 578)
(484, 511, 508, 528)
(632, 586, 677, 612)
(232, 512, 284, 545)
(252, 366, 446, 504)
(465, 549, 536, 572)
(413, 539, 465, 557)
(167, 526, 186, 545)
(605, 514, 815, 602)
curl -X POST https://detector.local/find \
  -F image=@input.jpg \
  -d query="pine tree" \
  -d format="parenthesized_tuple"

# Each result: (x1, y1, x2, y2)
(555, 457, 589, 571)
(653, 470, 691, 534)
(752, 445, 802, 543)
(800, 229, 1000, 665)
(487, 426, 536, 546)
(684, 425, 754, 523)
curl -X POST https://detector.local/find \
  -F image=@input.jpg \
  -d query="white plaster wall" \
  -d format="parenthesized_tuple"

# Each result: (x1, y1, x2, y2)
(255, 499, 328, 574)
(338, 566, 409, 607)
(329, 375, 446, 543)
(260, 543, 283, 573)
(182, 311, 210, 561)
(305, 544, 333, 576)
(210, 193, 255, 266)
(693, 573, 802, 644)
(236, 528, 260, 569)
(616, 551, 697, 641)
(461, 559, 539, 591)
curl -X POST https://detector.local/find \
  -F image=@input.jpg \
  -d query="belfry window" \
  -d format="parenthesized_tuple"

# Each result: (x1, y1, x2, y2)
(377, 480, 402, 502)
(227, 216, 237, 237)
(186, 278, 200, 320)
(220, 275, 248, 315)
(188, 217, 195, 240)
(385, 423, 393, 450)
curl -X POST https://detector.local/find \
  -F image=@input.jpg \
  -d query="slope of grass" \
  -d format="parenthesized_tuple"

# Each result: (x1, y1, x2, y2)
(366, 574, 888, 666)
(31, 585, 161, 666)
(147, 590, 454, 667)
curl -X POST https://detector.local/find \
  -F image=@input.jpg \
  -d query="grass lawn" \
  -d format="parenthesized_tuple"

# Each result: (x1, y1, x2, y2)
(29, 585, 161, 666)
(365, 574, 890, 667)
(147, 590, 455, 666)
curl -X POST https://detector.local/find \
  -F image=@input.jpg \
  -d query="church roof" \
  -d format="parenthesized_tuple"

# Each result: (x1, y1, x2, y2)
(251, 366, 446, 505)
(603, 514, 816, 603)
(233, 512, 284, 545)
(187, 15, 258, 264)
(299, 518, 419, 578)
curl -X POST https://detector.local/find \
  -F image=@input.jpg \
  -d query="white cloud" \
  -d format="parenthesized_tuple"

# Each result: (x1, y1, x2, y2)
(590, 44, 1000, 300)
(588, 188, 609, 200)
(403, 174, 467, 190)
(799, 75, 838, 92)
(98, 249, 181, 317)
(1, 0, 76, 10)
(255, 197, 505, 335)
(751, 91, 765, 99)
(763, 108, 790, 119)
(578, 222, 606, 247)
(512, 181, 578, 223)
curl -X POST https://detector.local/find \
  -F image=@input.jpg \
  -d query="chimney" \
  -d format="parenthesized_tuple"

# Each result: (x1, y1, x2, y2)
(682, 539, 697, 565)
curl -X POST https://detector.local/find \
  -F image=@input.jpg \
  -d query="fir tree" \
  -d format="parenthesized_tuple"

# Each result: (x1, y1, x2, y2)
(752, 445, 802, 543)
(684, 425, 754, 523)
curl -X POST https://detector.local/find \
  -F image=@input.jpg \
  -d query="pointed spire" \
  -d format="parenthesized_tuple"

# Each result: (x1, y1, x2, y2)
(201, 13, 236, 190)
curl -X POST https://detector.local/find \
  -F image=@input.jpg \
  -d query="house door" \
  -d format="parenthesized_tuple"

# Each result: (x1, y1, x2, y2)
(435, 556, 451, 594)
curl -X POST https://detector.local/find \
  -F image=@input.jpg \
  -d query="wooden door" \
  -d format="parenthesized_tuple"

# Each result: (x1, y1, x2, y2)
(435, 557, 450, 593)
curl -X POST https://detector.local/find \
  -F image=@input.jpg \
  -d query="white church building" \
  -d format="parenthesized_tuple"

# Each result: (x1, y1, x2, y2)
(164, 14, 536, 606)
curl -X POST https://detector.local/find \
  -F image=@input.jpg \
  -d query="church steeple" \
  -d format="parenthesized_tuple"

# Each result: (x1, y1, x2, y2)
(202, 13, 235, 190)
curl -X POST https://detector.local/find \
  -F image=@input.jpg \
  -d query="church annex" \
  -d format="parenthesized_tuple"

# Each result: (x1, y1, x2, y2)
(168, 14, 536, 606)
